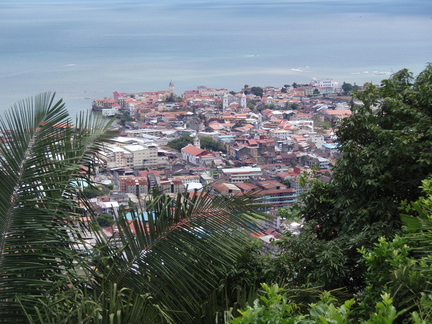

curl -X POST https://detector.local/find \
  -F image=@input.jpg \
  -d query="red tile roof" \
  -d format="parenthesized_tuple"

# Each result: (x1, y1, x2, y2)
(181, 144, 206, 156)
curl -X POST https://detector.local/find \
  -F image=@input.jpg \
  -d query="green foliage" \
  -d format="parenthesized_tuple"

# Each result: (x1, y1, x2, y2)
(266, 64, 432, 298)
(247, 102, 256, 109)
(97, 213, 114, 227)
(21, 282, 170, 324)
(357, 236, 416, 318)
(199, 136, 223, 152)
(232, 65, 432, 322)
(365, 293, 403, 324)
(307, 291, 355, 323)
(164, 93, 175, 102)
(90, 189, 268, 323)
(82, 185, 109, 198)
(229, 284, 403, 323)
(341, 81, 353, 95)
(166, 133, 193, 151)
(0, 93, 116, 322)
(277, 204, 301, 223)
(320, 120, 331, 128)
(353, 177, 432, 322)
(270, 224, 352, 291)
(304, 64, 432, 238)
(411, 293, 432, 324)
(229, 283, 304, 323)
(250, 87, 264, 97)
(233, 119, 247, 129)
(117, 109, 134, 125)
(290, 103, 299, 110)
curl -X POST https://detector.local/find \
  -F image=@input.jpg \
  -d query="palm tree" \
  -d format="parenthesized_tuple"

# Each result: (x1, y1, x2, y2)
(0, 93, 267, 323)
(0, 93, 116, 322)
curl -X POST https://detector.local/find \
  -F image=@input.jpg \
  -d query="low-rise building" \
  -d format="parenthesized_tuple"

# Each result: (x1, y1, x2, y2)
(119, 176, 149, 196)
(213, 182, 241, 195)
(221, 166, 262, 183)
(181, 144, 215, 166)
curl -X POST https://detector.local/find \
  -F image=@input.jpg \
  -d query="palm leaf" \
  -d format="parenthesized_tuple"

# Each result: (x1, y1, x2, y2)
(0, 93, 115, 321)
(90, 189, 267, 323)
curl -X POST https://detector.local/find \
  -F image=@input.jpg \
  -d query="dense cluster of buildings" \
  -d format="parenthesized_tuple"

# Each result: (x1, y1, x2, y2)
(89, 80, 353, 246)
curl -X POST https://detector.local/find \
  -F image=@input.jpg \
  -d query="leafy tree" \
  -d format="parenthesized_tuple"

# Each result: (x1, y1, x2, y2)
(164, 93, 175, 102)
(313, 88, 320, 95)
(277, 204, 301, 223)
(250, 87, 264, 98)
(247, 102, 256, 110)
(320, 120, 331, 128)
(166, 133, 193, 151)
(352, 178, 432, 322)
(341, 81, 353, 95)
(275, 65, 432, 293)
(233, 119, 247, 129)
(199, 136, 223, 152)
(97, 213, 114, 227)
(118, 108, 135, 125)
(228, 284, 402, 323)
(304, 65, 432, 239)
(82, 185, 109, 198)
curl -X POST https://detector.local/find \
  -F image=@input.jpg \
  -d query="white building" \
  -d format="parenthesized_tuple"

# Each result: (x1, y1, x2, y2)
(221, 166, 262, 183)
(304, 132, 325, 149)
(101, 107, 119, 117)
(100, 138, 160, 169)
(317, 79, 337, 88)
(270, 128, 293, 140)
(222, 93, 247, 110)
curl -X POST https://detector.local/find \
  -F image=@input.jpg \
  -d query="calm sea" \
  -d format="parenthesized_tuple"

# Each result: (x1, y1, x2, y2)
(1, 0, 431, 117)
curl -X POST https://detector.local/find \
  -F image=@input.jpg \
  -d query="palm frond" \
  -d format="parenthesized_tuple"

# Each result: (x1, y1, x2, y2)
(90, 189, 267, 323)
(0, 93, 115, 321)
(21, 281, 172, 324)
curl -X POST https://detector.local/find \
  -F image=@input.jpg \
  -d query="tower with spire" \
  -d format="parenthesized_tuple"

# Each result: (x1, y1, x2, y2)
(169, 80, 174, 96)
(222, 93, 229, 111)
(241, 92, 247, 108)
(194, 133, 201, 149)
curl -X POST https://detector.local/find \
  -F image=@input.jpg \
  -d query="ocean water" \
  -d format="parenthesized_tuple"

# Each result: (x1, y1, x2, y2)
(1, 0, 431, 117)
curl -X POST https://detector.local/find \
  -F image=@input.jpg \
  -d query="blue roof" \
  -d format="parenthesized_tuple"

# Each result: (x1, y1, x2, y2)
(125, 211, 149, 221)
(322, 143, 339, 149)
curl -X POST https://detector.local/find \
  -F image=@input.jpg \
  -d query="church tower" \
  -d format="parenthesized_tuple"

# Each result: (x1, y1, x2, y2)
(194, 133, 201, 149)
(222, 93, 229, 111)
(241, 92, 247, 108)
(169, 80, 174, 96)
